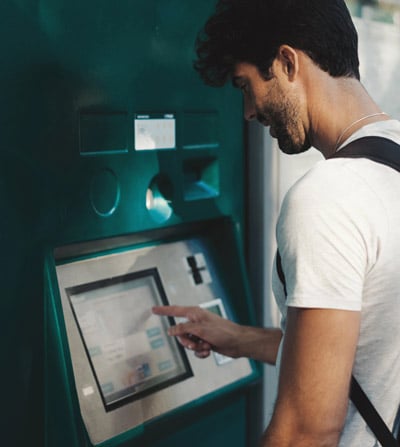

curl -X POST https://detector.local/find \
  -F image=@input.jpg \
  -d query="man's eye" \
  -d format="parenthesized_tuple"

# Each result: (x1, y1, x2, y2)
(240, 84, 248, 93)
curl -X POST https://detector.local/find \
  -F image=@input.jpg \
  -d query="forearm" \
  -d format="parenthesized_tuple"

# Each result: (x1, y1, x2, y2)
(260, 415, 341, 447)
(235, 325, 282, 364)
(153, 304, 283, 364)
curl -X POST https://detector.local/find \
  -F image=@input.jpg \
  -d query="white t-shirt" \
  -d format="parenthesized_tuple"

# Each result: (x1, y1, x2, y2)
(272, 120, 400, 446)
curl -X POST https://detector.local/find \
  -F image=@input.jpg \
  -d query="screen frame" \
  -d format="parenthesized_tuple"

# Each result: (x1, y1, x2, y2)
(66, 267, 192, 412)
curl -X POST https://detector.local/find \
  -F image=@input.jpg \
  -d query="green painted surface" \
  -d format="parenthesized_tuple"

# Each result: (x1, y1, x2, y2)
(0, 1, 260, 446)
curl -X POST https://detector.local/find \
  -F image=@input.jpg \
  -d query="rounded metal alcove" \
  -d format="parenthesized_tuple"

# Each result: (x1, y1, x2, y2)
(146, 174, 174, 223)
(90, 168, 121, 217)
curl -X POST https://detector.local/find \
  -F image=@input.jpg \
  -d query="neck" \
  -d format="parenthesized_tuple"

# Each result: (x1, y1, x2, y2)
(306, 76, 389, 158)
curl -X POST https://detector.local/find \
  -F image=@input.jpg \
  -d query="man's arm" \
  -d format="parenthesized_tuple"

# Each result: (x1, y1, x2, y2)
(152, 305, 282, 364)
(261, 307, 361, 447)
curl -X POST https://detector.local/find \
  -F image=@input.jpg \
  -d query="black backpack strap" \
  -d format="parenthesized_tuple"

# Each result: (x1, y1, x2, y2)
(351, 377, 399, 446)
(329, 136, 400, 173)
(276, 251, 287, 297)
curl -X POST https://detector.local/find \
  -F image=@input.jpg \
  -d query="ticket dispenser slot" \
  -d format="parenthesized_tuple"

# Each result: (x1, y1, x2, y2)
(54, 232, 255, 445)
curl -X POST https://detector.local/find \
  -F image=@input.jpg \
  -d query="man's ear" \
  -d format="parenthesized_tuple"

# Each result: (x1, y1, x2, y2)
(275, 45, 299, 81)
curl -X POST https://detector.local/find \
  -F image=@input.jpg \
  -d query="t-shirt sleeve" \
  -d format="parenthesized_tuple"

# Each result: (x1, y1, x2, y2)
(276, 161, 382, 311)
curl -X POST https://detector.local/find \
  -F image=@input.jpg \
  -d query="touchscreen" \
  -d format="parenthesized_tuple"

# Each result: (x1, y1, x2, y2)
(66, 268, 191, 410)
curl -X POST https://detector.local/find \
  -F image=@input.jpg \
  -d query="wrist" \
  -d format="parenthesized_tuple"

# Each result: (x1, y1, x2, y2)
(236, 326, 282, 364)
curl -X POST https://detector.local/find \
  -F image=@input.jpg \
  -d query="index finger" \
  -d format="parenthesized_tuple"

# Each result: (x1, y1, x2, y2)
(152, 305, 195, 318)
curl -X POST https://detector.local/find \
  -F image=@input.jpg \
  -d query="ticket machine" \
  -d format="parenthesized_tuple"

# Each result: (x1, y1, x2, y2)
(33, 1, 262, 446)
(45, 219, 258, 446)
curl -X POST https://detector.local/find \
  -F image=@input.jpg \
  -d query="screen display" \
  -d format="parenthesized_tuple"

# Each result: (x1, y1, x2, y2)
(134, 113, 176, 150)
(200, 298, 226, 317)
(205, 304, 222, 317)
(66, 268, 191, 411)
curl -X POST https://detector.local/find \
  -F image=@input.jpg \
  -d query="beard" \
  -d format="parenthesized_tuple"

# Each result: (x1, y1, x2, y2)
(273, 119, 311, 155)
(257, 88, 311, 155)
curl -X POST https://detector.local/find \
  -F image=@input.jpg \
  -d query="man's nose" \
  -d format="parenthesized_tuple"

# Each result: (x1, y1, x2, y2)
(243, 97, 256, 121)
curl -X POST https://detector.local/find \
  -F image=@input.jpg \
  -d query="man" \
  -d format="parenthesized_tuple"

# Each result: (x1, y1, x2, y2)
(153, 0, 400, 445)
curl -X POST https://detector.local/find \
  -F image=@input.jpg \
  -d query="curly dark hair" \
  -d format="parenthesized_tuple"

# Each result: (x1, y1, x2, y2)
(194, 0, 360, 86)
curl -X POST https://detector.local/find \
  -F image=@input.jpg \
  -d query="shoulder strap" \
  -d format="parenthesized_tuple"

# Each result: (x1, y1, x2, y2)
(329, 136, 400, 173)
(276, 251, 287, 296)
(351, 377, 399, 446)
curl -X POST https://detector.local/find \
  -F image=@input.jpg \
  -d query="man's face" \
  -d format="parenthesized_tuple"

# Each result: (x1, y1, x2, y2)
(232, 62, 311, 155)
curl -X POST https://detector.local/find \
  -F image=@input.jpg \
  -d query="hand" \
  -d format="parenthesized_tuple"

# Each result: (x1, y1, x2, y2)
(152, 305, 242, 359)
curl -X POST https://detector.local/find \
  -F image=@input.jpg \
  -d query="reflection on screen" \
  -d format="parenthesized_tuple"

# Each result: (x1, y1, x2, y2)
(66, 268, 191, 410)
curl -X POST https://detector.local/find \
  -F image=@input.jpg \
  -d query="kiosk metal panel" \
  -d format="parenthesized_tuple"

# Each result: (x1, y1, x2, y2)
(55, 236, 254, 445)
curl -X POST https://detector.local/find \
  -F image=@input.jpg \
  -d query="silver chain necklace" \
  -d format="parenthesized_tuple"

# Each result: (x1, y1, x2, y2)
(334, 112, 388, 152)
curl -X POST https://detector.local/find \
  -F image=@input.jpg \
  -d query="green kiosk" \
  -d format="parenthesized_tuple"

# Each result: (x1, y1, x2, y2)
(46, 221, 260, 447)
(2, 1, 260, 446)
